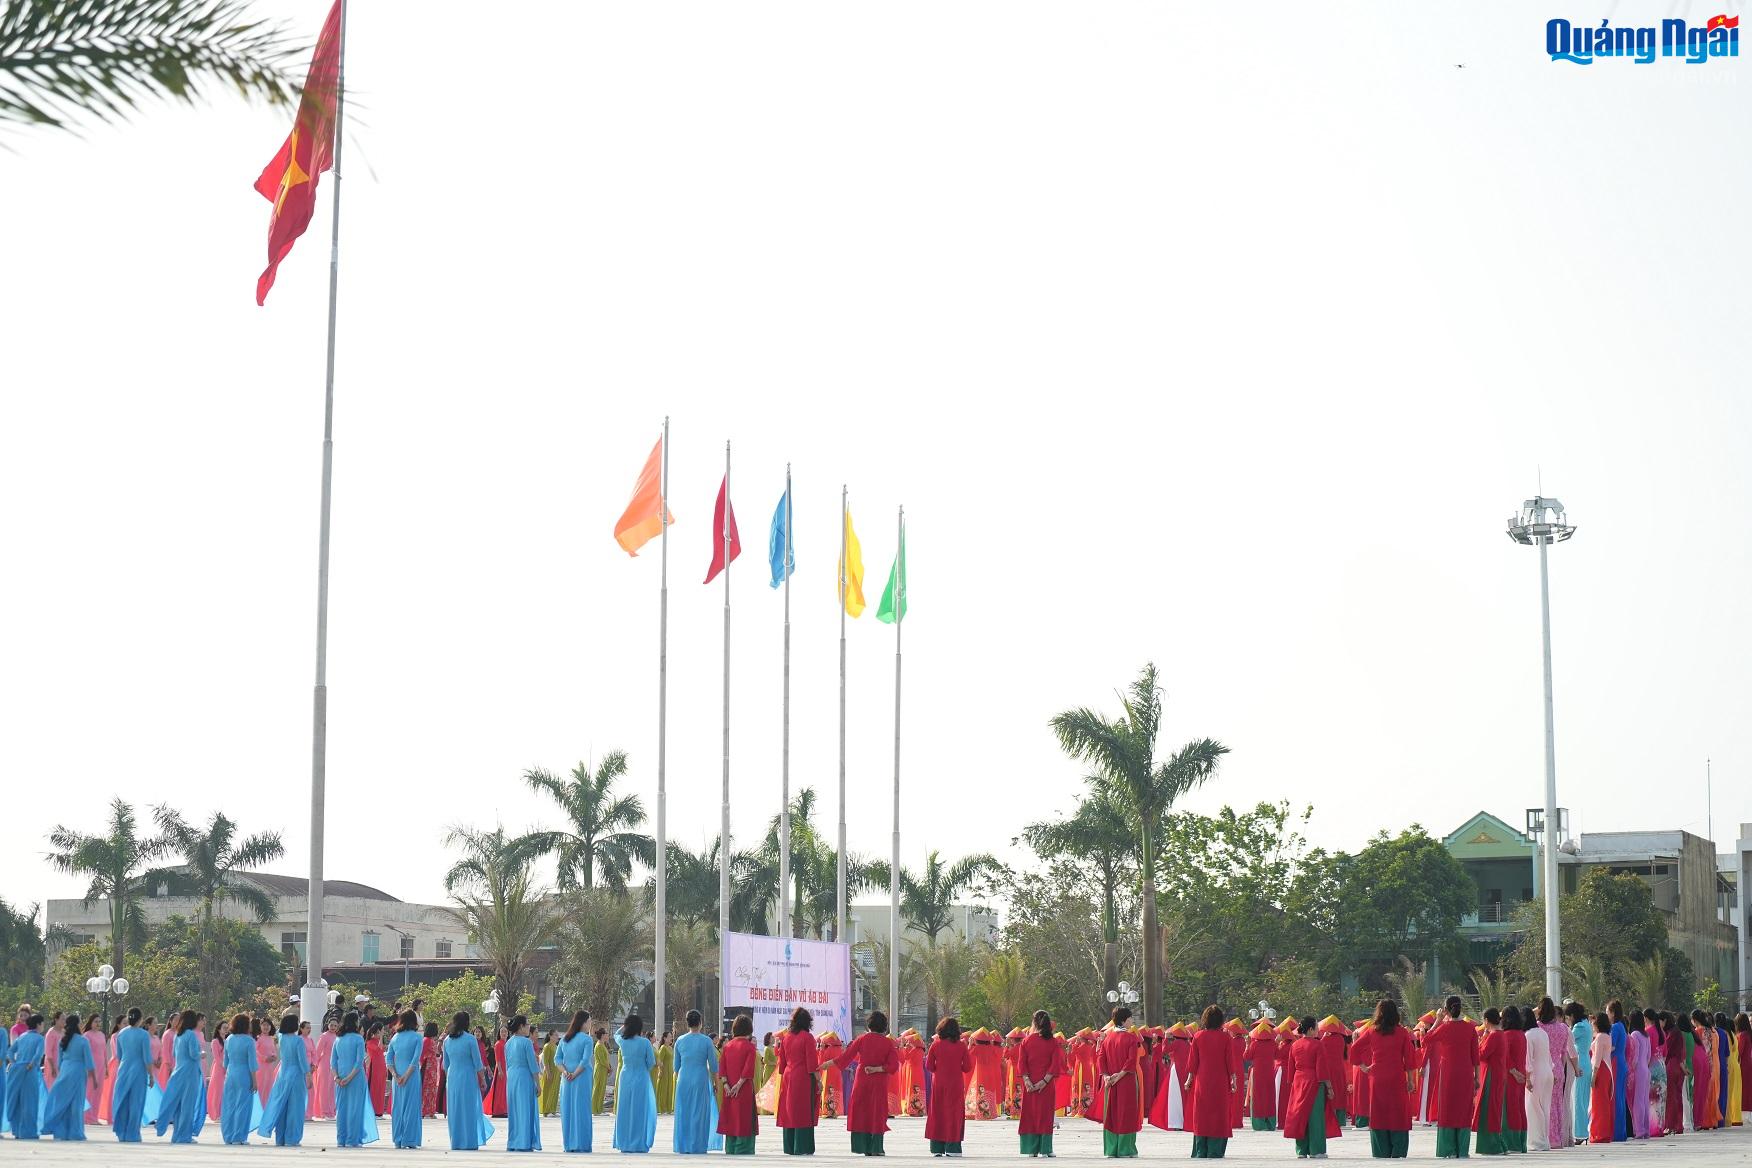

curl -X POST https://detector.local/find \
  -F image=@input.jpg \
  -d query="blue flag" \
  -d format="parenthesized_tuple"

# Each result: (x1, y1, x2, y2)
(768, 488, 795, 587)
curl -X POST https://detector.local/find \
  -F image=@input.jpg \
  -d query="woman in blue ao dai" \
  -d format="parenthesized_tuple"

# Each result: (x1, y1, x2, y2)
(258, 1014, 310, 1146)
(388, 1009, 426, 1148)
(443, 1011, 496, 1150)
(613, 1014, 658, 1153)
(505, 1014, 543, 1151)
(556, 1010, 596, 1153)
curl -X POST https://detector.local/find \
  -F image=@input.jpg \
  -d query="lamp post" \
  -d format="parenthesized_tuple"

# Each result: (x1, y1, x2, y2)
(1105, 980, 1140, 1017)
(385, 925, 413, 991)
(84, 964, 127, 1031)
(1508, 494, 1575, 1001)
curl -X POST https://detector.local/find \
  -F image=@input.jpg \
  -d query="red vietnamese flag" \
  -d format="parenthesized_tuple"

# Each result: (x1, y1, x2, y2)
(703, 475, 741, 584)
(254, 0, 343, 304)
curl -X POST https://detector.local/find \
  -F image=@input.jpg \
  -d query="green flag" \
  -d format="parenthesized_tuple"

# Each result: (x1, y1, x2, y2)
(877, 524, 906, 624)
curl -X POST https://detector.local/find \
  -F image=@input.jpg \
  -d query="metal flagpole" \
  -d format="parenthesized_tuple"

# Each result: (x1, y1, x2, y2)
(719, 441, 732, 1033)
(836, 486, 848, 945)
(888, 505, 903, 1027)
(655, 416, 670, 1038)
(780, 467, 793, 942)
(300, 0, 348, 1031)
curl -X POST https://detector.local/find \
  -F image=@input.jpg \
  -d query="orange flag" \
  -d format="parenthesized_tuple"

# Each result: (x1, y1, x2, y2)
(254, 0, 343, 305)
(615, 437, 672, 555)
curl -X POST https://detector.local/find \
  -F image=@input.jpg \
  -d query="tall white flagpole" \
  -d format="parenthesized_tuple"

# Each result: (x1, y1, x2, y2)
(779, 467, 793, 942)
(888, 505, 903, 1027)
(655, 416, 670, 1037)
(300, 0, 347, 1031)
(837, 485, 848, 945)
(718, 440, 732, 1033)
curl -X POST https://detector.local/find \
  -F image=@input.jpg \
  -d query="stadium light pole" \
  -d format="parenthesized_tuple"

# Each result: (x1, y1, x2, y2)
(1508, 495, 1575, 1002)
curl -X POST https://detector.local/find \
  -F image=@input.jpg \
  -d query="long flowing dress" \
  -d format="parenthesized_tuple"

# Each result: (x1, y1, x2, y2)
(422, 1036, 442, 1117)
(301, 1033, 317, 1118)
(1423, 1017, 1478, 1158)
(156, 1027, 174, 1091)
(254, 1031, 277, 1107)
(110, 1025, 152, 1143)
(1184, 1026, 1239, 1159)
(505, 1033, 542, 1151)
(656, 1041, 677, 1114)
(1608, 1021, 1628, 1141)
(541, 1038, 561, 1116)
(1525, 1024, 1552, 1150)
(1718, 1026, 1732, 1127)
(1282, 1036, 1340, 1158)
(1097, 1027, 1144, 1158)
(924, 1036, 972, 1156)
(1502, 1026, 1527, 1151)
(613, 1032, 658, 1153)
(489, 1038, 509, 1117)
(1570, 1017, 1594, 1143)
(5, 1029, 45, 1139)
(332, 1032, 380, 1147)
(366, 1034, 389, 1117)
(558, 1031, 595, 1152)
(1589, 1032, 1614, 1143)
(718, 1035, 759, 1155)
(1538, 1020, 1571, 1147)
(1244, 1031, 1277, 1131)
(1016, 1033, 1064, 1157)
(311, 1029, 337, 1119)
(841, 1031, 894, 1156)
(674, 1030, 723, 1153)
(155, 1028, 205, 1143)
(259, 1031, 309, 1146)
(1646, 1026, 1665, 1137)
(1664, 1030, 1686, 1134)
(84, 1029, 107, 1122)
(1693, 1026, 1716, 1131)
(387, 1029, 424, 1148)
(220, 1031, 258, 1143)
(1472, 1029, 1510, 1156)
(1359, 1025, 1414, 1158)
(206, 1037, 227, 1121)
(43, 1031, 92, 1140)
(593, 1040, 611, 1114)
(443, 1033, 495, 1150)
(1736, 1029, 1751, 1123)
(1626, 1029, 1650, 1138)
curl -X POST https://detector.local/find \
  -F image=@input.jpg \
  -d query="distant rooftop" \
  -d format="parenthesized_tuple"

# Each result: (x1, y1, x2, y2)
(235, 872, 400, 903)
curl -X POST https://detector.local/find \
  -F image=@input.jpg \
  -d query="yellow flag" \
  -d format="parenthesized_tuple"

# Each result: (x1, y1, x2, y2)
(840, 507, 866, 617)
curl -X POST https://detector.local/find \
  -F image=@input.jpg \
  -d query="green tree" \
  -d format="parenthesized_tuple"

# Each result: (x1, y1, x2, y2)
(974, 951, 1033, 1032)
(1660, 946, 1695, 1010)
(549, 888, 651, 1024)
(1052, 663, 1228, 1024)
(398, 970, 536, 1032)
(0, 898, 46, 991)
(852, 939, 921, 1028)
(732, 788, 882, 938)
(1303, 827, 1476, 986)
(45, 939, 196, 1020)
(153, 807, 283, 1017)
(1382, 956, 1433, 1022)
(1507, 869, 1668, 996)
(444, 825, 555, 1009)
(1022, 788, 1133, 995)
(919, 936, 983, 1028)
(521, 754, 654, 892)
(153, 914, 286, 1012)
(996, 858, 1137, 1030)
(0, 0, 301, 132)
(46, 797, 173, 976)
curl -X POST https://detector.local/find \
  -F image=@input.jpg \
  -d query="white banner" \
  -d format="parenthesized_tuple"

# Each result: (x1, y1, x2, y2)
(720, 931, 854, 1040)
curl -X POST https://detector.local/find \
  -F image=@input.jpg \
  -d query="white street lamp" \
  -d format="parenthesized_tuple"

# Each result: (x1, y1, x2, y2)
(1105, 980, 1140, 1008)
(1508, 494, 1575, 1002)
(86, 963, 124, 1029)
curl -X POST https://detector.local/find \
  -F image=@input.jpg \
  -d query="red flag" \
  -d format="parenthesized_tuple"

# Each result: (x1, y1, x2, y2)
(254, 0, 343, 304)
(703, 475, 741, 584)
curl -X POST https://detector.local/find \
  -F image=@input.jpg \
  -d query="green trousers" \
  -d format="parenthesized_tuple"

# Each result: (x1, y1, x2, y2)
(1337, 1108, 1349, 1127)
(1506, 1127, 1525, 1153)
(1251, 1117, 1277, 1131)
(1019, 1134, 1053, 1156)
(1354, 1113, 1370, 1128)
(1295, 1085, 1327, 1158)
(929, 1139, 963, 1155)
(782, 1127, 816, 1155)
(1101, 1131, 1137, 1157)
(850, 1132, 884, 1156)
(1190, 1135, 1228, 1158)
(1473, 1070, 1509, 1156)
(724, 1135, 757, 1155)
(1370, 1129, 1409, 1157)
(1435, 1126, 1471, 1157)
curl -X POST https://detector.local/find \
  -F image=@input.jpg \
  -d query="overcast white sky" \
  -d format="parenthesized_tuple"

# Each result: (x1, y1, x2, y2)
(4, 1, 1749, 919)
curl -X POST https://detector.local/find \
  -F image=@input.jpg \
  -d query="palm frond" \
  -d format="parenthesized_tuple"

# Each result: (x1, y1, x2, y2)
(1, 0, 303, 132)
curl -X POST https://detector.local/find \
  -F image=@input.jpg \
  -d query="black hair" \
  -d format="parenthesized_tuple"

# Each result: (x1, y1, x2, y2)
(1538, 997, 1557, 1024)
(176, 1009, 198, 1034)
(867, 1010, 889, 1035)
(1444, 995, 1463, 1019)
(126, 1007, 142, 1025)
(1502, 1005, 1520, 1030)
(1595, 1012, 1611, 1031)
(622, 1014, 644, 1040)
(61, 1013, 80, 1050)
(788, 1008, 813, 1034)
(1484, 1007, 1502, 1027)
(449, 1012, 470, 1039)
(340, 1010, 360, 1036)
(1033, 1010, 1053, 1038)
(400, 1010, 418, 1031)
(565, 1010, 590, 1042)
(686, 1009, 702, 1029)
(507, 1014, 527, 1036)
(1373, 999, 1400, 1035)
(1199, 1005, 1223, 1031)
(732, 1014, 754, 1038)
(1299, 1016, 1318, 1036)
(1629, 1009, 1645, 1032)
(26, 1013, 42, 1031)
(1111, 1005, 1132, 1028)
(1565, 1000, 1587, 1023)
(280, 1014, 299, 1036)
(936, 1017, 961, 1044)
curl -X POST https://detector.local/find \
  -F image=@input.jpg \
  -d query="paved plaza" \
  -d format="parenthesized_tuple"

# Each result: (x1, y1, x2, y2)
(7, 1117, 1752, 1165)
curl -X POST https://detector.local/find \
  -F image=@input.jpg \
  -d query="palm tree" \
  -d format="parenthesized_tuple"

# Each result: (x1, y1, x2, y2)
(152, 807, 284, 1017)
(1624, 952, 1667, 1010)
(1022, 788, 1133, 991)
(2, 0, 303, 132)
(733, 788, 882, 938)
(1051, 664, 1229, 1024)
(1467, 966, 1518, 1014)
(663, 919, 717, 1033)
(977, 951, 1033, 1032)
(0, 898, 46, 988)
(1565, 955, 1611, 1014)
(45, 797, 172, 975)
(444, 825, 555, 1009)
(852, 939, 921, 1026)
(521, 753, 654, 892)
(898, 850, 1002, 948)
(550, 887, 651, 1023)
(1383, 955, 1432, 1022)
(918, 937, 983, 1031)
